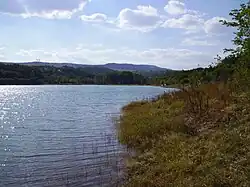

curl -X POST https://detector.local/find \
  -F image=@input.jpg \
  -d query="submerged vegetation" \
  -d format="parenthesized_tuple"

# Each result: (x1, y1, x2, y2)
(118, 2, 250, 186)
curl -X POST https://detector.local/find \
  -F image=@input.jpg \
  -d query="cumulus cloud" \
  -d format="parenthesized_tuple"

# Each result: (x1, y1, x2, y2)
(0, 0, 90, 19)
(15, 45, 213, 69)
(204, 17, 227, 34)
(162, 12, 227, 35)
(1, 0, 228, 36)
(162, 0, 227, 35)
(117, 5, 164, 32)
(162, 14, 204, 31)
(164, 0, 205, 16)
(164, 0, 185, 15)
(79, 5, 164, 31)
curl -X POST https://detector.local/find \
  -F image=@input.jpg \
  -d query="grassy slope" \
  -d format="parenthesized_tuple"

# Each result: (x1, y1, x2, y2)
(117, 83, 250, 187)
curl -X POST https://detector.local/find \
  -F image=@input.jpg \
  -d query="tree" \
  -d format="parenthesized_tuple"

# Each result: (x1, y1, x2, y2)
(220, 2, 250, 58)
(220, 2, 250, 91)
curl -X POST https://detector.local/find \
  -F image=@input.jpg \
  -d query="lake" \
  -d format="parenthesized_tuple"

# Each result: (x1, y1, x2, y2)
(0, 85, 171, 187)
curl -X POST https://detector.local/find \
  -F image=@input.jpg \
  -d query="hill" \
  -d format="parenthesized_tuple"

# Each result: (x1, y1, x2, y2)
(0, 62, 148, 85)
(12, 61, 167, 73)
(102, 63, 167, 72)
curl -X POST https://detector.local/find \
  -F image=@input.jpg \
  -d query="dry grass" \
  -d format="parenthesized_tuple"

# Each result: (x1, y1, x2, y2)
(117, 82, 250, 187)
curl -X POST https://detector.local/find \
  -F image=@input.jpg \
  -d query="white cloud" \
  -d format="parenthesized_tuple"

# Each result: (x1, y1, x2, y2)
(80, 13, 108, 23)
(181, 37, 218, 46)
(164, 0, 185, 15)
(79, 5, 165, 32)
(15, 45, 213, 69)
(204, 17, 227, 34)
(0, 0, 90, 19)
(162, 12, 227, 36)
(162, 1, 227, 35)
(117, 5, 164, 32)
(164, 0, 205, 17)
(162, 14, 204, 31)
(138, 48, 211, 69)
(21, 10, 73, 19)
(138, 48, 206, 60)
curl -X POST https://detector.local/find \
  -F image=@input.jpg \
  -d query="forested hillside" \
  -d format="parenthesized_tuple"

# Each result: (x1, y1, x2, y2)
(153, 55, 239, 86)
(0, 63, 147, 85)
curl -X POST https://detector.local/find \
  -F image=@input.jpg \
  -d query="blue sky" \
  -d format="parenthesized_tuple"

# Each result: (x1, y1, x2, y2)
(0, 0, 247, 69)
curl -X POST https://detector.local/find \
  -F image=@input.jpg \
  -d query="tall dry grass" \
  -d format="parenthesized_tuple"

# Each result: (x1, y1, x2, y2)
(117, 82, 250, 187)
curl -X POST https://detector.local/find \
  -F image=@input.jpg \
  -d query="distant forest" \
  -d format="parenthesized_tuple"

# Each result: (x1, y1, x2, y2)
(153, 55, 241, 86)
(0, 53, 243, 86)
(0, 63, 148, 85)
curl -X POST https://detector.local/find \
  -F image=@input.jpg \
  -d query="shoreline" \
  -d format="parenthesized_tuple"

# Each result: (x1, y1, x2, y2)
(0, 84, 155, 86)
(116, 83, 250, 186)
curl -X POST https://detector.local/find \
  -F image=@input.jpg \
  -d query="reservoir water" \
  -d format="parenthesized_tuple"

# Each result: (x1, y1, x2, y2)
(0, 85, 170, 187)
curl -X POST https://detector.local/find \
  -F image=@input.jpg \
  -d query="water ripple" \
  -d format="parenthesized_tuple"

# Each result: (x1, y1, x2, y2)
(0, 85, 171, 187)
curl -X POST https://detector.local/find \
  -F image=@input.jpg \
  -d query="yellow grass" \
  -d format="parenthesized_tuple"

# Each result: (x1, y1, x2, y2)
(117, 83, 250, 187)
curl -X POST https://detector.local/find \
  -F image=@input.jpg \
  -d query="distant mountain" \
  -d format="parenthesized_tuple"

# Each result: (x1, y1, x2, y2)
(102, 63, 167, 72)
(15, 61, 168, 72)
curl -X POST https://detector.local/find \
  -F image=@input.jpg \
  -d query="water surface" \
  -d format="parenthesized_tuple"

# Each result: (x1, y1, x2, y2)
(0, 85, 170, 187)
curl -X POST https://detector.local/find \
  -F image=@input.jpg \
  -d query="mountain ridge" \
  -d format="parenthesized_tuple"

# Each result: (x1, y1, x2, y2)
(4, 61, 169, 72)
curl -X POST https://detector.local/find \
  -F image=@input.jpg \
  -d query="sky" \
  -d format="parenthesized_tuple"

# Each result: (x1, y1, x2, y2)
(0, 0, 247, 69)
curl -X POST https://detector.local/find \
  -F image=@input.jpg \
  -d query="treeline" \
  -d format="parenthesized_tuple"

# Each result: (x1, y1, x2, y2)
(0, 63, 148, 85)
(153, 55, 239, 86)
